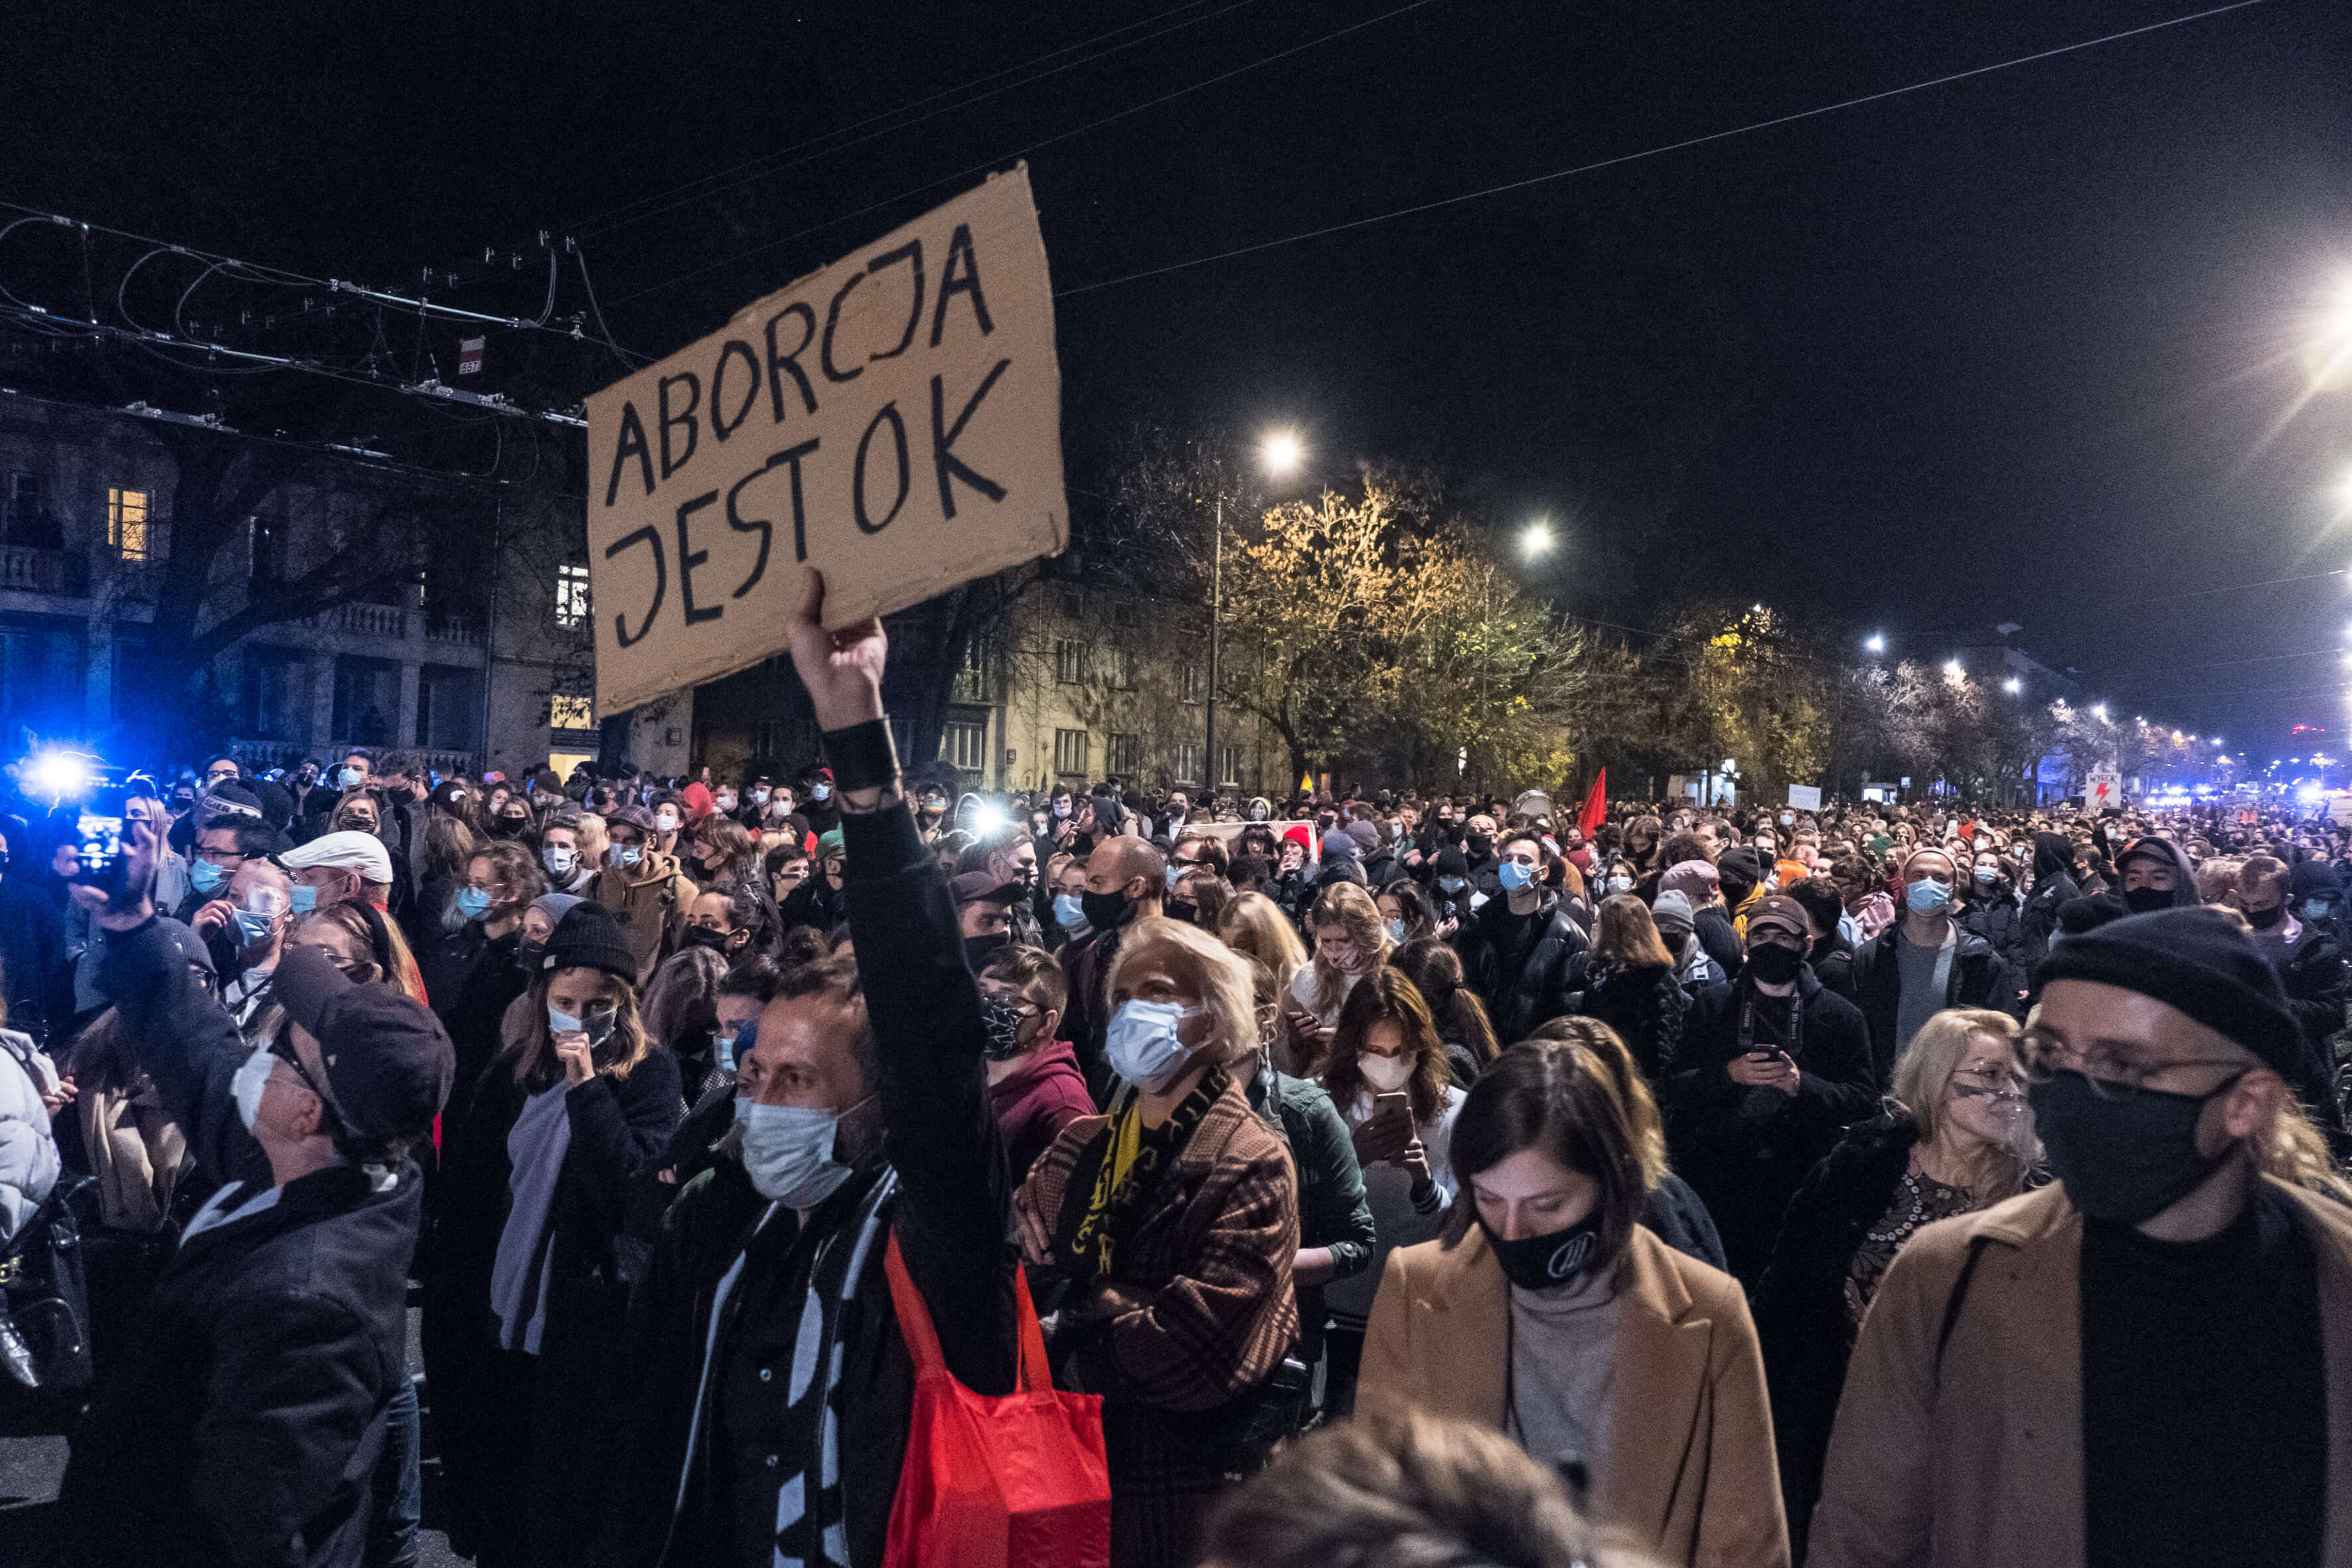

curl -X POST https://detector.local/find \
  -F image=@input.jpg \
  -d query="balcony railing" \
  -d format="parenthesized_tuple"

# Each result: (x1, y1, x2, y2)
(0, 546, 86, 597)
(228, 738, 309, 771)
(309, 601, 408, 639)
(424, 612, 485, 647)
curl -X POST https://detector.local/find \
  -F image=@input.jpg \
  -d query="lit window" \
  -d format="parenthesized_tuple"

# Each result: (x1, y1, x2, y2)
(554, 564, 590, 628)
(108, 489, 150, 561)
(549, 694, 593, 729)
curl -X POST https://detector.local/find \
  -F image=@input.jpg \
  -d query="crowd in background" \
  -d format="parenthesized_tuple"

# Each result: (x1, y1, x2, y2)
(3, 629, 2351, 1568)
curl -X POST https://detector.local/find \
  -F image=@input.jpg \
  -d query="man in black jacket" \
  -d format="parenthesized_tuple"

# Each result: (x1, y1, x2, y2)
(1850, 846, 2015, 1087)
(2017, 830, 2081, 971)
(2234, 855, 2348, 1149)
(599, 569, 1017, 1568)
(1666, 895, 1878, 1287)
(57, 849, 453, 1568)
(1457, 829, 1587, 1041)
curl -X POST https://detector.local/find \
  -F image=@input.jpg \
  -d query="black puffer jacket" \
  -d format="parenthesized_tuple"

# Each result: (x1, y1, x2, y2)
(1751, 1111, 1919, 1565)
(1562, 952, 1687, 1081)
(1460, 890, 1589, 1043)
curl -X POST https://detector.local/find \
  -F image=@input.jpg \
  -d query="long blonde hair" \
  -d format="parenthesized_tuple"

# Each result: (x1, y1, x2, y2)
(1305, 882, 1391, 1020)
(1217, 892, 1309, 1007)
(1892, 1009, 2035, 1203)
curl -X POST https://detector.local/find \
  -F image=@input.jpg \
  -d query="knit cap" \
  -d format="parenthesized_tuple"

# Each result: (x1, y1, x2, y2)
(2036, 905, 2301, 1078)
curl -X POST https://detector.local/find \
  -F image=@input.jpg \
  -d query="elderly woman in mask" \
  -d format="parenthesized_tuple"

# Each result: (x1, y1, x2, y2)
(1016, 917, 1301, 1568)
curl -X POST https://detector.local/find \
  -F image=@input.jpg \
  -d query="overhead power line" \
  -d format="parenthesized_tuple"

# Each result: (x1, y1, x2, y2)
(608, 0, 1445, 309)
(1054, 0, 2277, 298)
(580, 0, 1265, 240)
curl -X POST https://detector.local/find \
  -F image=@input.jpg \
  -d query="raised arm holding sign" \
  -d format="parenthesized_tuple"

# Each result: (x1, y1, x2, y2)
(586, 164, 1065, 713)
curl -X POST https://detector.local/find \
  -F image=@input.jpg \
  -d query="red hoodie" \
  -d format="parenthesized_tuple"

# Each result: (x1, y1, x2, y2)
(987, 1038, 1096, 1183)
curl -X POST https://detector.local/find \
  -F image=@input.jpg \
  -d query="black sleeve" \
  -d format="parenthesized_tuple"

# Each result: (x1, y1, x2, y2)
(1794, 1000, 1882, 1127)
(838, 790, 1014, 1397)
(1664, 986, 1741, 1114)
(96, 915, 270, 1190)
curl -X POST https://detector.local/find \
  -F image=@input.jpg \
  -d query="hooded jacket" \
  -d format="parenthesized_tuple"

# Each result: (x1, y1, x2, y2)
(2017, 832, 2081, 971)
(2112, 836, 2199, 912)
(591, 848, 698, 985)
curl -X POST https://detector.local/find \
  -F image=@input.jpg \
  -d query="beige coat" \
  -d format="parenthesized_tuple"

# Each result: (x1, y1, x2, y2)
(1361, 1223, 1790, 1568)
(1810, 1178, 2352, 1568)
(591, 850, 697, 985)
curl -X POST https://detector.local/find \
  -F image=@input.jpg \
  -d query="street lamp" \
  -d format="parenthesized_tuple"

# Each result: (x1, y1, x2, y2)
(1521, 520, 1555, 560)
(1259, 430, 1302, 479)
(1864, 633, 1885, 655)
(1942, 657, 1965, 681)
(2092, 703, 2110, 722)
(2001, 676, 2023, 694)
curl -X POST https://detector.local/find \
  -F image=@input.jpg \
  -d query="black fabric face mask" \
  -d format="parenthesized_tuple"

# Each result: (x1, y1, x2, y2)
(681, 925, 732, 951)
(978, 992, 1032, 1061)
(963, 932, 1011, 970)
(1743, 943, 1804, 986)
(2028, 1068, 2243, 1225)
(1479, 1212, 1606, 1291)
(2121, 886, 2174, 915)
(2242, 902, 2286, 931)
(512, 939, 546, 974)
(1079, 888, 1131, 933)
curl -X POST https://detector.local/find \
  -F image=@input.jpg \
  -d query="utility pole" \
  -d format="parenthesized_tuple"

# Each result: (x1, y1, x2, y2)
(1205, 487, 1221, 801)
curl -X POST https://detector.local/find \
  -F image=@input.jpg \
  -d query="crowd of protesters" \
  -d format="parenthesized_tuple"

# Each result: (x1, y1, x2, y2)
(1, 588, 2350, 1567)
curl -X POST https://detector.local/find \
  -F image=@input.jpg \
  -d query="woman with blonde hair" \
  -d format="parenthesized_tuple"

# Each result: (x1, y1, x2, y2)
(1287, 882, 1392, 1063)
(1361, 1035, 1786, 1567)
(425, 902, 682, 1567)
(1218, 891, 1312, 1064)
(1017, 915, 1302, 1568)
(1753, 1007, 2035, 1560)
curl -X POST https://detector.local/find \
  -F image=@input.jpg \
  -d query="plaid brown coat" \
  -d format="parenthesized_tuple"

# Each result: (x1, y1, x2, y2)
(1024, 1071, 1300, 1567)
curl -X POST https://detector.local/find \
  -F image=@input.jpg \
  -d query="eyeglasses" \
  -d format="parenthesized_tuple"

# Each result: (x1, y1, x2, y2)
(2015, 1026, 2249, 1101)
(1947, 1065, 2025, 1104)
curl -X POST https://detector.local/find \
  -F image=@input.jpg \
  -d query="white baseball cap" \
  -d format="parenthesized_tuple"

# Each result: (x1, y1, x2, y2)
(277, 830, 394, 884)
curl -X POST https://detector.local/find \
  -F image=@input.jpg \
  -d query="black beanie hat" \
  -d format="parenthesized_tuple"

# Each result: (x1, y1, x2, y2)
(2036, 905, 2302, 1079)
(1433, 847, 1470, 880)
(2288, 860, 2340, 904)
(544, 903, 639, 984)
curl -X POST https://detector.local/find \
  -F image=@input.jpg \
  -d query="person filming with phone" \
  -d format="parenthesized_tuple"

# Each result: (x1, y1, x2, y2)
(1664, 894, 1877, 1287)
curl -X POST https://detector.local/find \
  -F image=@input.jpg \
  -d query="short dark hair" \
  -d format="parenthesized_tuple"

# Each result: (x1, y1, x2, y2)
(776, 951, 876, 1087)
(1442, 1038, 1648, 1269)
(1786, 877, 1843, 939)
(376, 750, 422, 780)
(200, 818, 283, 860)
(720, 952, 787, 1004)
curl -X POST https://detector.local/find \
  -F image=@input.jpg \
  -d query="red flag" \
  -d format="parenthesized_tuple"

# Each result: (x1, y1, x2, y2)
(1577, 769, 1607, 836)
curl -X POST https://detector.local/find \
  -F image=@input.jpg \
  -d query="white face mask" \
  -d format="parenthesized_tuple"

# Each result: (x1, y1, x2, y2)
(1607, 874, 1634, 894)
(232, 1046, 275, 1131)
(544, 846, 576, 876)
(654, 810, 680, 833)
(735, 1095, 874, 1206)
(1360, 1052, 1413, 1093)
(1105, 998, 1201, 1094)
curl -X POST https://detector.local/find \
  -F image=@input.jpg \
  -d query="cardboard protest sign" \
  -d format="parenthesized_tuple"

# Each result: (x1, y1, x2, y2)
(2086, 769, 2121, 810)
(586, 165, 1065, 712)
(1786, 784, 1822, 811)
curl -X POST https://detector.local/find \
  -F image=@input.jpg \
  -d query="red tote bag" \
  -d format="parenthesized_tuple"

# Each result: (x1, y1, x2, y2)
(880, 1232, 1111, 1568)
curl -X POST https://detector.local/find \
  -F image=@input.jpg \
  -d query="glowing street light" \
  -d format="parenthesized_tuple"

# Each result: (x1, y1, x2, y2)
(1521, 521, 1555, 560)
(1864, 633, 1886, 655)
(1942, 657, 1965, 680)
(2092, 703, 2110, 722)
(1259, 430, 1303, 479)
(2001, 677, 2023, 694)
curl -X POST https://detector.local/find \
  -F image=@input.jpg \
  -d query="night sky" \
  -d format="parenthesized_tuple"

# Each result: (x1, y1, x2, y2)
(7, 0, 2350, 762)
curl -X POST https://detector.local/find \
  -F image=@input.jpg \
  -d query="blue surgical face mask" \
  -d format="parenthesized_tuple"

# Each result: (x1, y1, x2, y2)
(735, 1095, 874, 1206)
(456, 886, 493, 921)
(1498, 860, 1535, 893)
(811, 783, 832, 803)
(190, 858, 229, 896)
(548, 1006, 615, 1048)
(715, 1017, 755, 1076)
(609, 844, 641, 870)
(1972, 866, 1998, 886)
(2302, 898, 2334, 923)
(1053, 892, 1086, 930)
(338, 766, 362, 789)
(1438, 875, 1466, 894)
(1907, 878, 1952, 914)
(289, 884, 319, 915)
(1105, 998, 1201, 1094)
(232, 909, 275, 947)
(1386, 918, 1408, 943)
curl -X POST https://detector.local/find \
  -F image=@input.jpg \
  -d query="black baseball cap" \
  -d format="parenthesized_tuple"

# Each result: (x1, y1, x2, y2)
(272, 944, 455, 1145)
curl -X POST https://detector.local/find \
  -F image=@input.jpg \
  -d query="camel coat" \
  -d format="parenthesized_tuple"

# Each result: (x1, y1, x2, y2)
(1362, 1222, 1789, 1568)
(1809, 1178, 2352, 1568)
